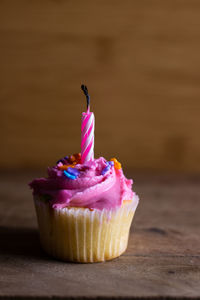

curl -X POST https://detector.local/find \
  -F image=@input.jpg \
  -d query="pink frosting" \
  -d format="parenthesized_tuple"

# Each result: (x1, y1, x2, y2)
(29, 157, 134, 210)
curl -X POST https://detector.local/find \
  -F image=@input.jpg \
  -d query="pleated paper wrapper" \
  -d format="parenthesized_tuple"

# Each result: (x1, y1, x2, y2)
(34, 195, 139, 263)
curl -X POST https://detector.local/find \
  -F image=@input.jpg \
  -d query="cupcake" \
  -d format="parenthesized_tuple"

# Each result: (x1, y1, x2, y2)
(29, 85, 139, 263)
(29, 154, 139, 262)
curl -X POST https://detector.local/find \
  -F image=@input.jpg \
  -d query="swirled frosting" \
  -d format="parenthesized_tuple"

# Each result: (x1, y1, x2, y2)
(29, 155, 136, 210)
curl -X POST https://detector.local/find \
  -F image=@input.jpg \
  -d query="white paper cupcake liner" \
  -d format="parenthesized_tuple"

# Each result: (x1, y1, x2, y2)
(34, 195, 139, 263)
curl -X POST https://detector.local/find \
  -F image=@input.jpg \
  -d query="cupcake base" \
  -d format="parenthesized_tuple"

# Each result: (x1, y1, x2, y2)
(34, 196, 139, 263)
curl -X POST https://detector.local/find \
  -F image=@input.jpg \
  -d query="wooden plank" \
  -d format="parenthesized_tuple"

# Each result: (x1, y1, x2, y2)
(0, 171, 200, 298)
(1, 1, 200, 171)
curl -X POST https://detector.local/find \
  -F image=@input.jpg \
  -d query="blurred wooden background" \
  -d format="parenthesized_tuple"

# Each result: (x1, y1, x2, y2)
(1, 0, 200, 172)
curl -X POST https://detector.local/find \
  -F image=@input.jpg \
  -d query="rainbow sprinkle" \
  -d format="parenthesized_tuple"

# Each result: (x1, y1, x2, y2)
(110, 158, 121, 170)
(57, 153, 81, 166)
(58, 164, 74, 170)
(67, 167, 80, 176)
(101, 161, 114, 175)
(63, 165, 80, 180)
(63, 170, 77, 180)
(57, 153, 82, 180)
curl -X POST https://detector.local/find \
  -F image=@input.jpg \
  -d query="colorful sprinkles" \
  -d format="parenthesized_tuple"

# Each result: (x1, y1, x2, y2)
(110, 158, 121, 170)
(57, 153, 81, 166)
(63, 170, 77, 180)
(58, 164, 75, 170)
(67, 167, 80, 176)
(101, 158, 121, 175)
(57, 153, 81, 180)
(63, 167, 80, 180)
(57, 154, 122, 180)
(101, 161, 114, 175)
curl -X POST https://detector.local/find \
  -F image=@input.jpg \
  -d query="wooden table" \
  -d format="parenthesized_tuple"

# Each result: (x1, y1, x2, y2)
(0, 171, 200, 299)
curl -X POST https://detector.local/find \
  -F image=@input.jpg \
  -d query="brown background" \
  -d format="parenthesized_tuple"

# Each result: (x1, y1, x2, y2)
(1, 0, 200, 172)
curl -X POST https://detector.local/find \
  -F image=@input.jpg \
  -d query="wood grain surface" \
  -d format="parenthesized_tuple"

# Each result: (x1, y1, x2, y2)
(0, 171, 200, 299)
(1, 0, 200, 172)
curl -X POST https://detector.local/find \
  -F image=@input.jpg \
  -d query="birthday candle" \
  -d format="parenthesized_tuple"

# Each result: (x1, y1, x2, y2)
(81, 85, 95, 163)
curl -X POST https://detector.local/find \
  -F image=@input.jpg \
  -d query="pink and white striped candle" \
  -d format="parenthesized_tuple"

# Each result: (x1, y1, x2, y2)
(81, 85, 95, 163)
